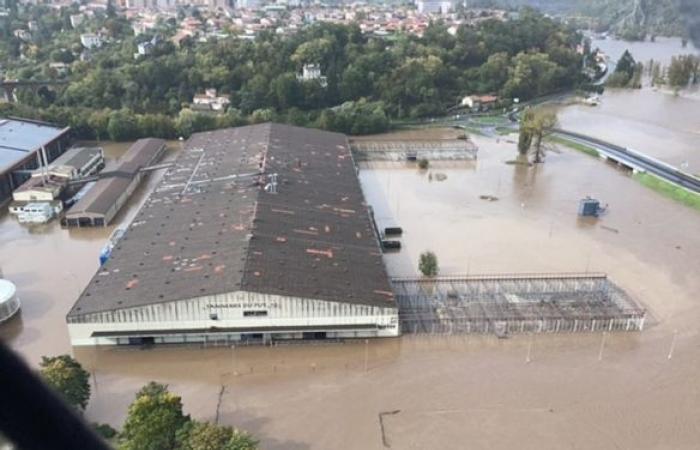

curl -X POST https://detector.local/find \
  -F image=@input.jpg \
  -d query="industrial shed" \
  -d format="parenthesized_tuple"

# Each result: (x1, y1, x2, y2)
(67, 124, 397, 346)
(63, 138, 166, 227)
(0, 118, 71, 205)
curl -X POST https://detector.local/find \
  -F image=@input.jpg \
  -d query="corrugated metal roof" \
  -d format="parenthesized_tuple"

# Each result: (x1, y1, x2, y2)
(68, 124, 395, 318)
(0, 119, 69, 173)
(66, 138, 165, 218)
(49, 146, 102, 170)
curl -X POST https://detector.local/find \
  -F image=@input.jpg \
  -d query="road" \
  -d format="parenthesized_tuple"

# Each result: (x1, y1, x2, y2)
(399, 101, 700, 195)
(552, 129, 700, 193)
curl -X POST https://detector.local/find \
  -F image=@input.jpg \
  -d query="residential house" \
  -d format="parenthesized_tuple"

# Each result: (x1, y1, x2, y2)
(461, 94, 499, 111)
(297, 63, 327, 87)
(70, 14, 85, 28)
(80, 33, 103, 49)
(191, 88, 230, 112)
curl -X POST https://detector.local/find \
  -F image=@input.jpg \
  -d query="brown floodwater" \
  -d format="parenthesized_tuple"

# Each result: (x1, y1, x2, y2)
(590, 36, 699, 66)
(1, 133, 700, 449)
(558, 37, 700, 172)
(558, 89, 700, 171)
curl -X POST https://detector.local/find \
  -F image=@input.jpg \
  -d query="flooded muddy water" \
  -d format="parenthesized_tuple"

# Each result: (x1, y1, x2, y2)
(590, 36, 699, 66)
(558, 89, 700, 170)
(558, 38, 700, 171)
(1, 133, 700, 449)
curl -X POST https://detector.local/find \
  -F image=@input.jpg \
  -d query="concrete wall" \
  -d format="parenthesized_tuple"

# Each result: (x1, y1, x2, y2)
(68, 290, 399, 345)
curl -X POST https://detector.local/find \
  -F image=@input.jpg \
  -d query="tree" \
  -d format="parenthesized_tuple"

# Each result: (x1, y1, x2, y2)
(479, 52, 510, 93)
(93, 423, 118, 441)
(107, 109, 139, 141)
(119, 382, 189, 450)
(419, 251, 438, 277)
(39, 355, 91, 411)
(517, 126, 533, 155)
(176, 421, 258, 450)
(606, 50, 639, 88)
(503, 52, 560, 100)
(519, 107, 558, 163)
(667, 55, 700, 88)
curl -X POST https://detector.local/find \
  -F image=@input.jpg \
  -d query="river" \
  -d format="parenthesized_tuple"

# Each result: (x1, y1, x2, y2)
(559, 37, 700, 172)
(590, 35, 699, 66)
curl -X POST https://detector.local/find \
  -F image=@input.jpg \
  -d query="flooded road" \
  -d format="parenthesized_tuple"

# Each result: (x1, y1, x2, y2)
(558, 89, 700, 171)
(1, 133, 700, 449)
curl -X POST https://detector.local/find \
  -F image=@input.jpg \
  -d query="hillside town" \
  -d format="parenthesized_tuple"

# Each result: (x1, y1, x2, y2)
(2, 0, 511, 52)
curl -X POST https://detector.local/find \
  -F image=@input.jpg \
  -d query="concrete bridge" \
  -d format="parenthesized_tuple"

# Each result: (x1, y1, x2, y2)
(0, 80, 69, 103)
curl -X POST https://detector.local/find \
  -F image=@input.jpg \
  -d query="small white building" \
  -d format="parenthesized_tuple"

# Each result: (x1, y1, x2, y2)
(70, 14, 85, 28)
(16, 201, 62, 224)
(297, 63, 328, 87)
(136, 41, 154, 57)
(80, 33, 103, 49)
(13, 29, 31, 41)
(11, 176, 64, 203)
(416, 0, 452, 14)
(49, 62, 70, 77)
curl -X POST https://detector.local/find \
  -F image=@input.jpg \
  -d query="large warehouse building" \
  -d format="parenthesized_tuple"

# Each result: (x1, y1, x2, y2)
(67, 124, 398, 346)
(0, 118, 71, 205)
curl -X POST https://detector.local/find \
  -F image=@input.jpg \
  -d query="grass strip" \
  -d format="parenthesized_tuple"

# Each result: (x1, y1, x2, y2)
(633, 172, 700, 212)
(548, 136, 600, 157)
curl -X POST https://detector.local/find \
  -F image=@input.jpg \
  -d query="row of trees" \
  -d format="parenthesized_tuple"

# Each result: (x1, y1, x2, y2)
(39, 355, 257, 450)
(2, 6, 587, 138)
(608, 51, 699, 91)
(646, 56, 700, 89)
(0, 99, 390, 140)
(664, 55, 700, 88)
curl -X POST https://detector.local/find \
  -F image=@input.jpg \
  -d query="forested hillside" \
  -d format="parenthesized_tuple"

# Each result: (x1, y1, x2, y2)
(0, 7, 586, 139)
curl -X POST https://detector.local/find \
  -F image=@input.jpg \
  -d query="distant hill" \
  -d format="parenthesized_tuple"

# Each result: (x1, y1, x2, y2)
(469, 0, 686, 40)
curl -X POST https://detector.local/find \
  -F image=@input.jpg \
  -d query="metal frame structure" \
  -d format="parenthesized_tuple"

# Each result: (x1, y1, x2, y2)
(392, 273, 646, 335)
(350, 139, 478, 161)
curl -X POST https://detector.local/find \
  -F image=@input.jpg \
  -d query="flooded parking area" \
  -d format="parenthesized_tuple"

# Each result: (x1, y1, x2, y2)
(1, 133, 700, 449)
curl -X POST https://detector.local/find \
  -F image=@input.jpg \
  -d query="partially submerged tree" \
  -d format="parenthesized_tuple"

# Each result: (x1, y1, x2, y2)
(176, 421, 258, 450)
(39, 355, 91, 411)
(419, 251, 439, 277)
(518, 107, 558, 163)
(606, 50, 643, 89)
(119, 382, 189, 450)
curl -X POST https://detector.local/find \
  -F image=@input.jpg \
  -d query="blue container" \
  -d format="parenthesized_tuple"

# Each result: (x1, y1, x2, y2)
(578, 198, 601, 217)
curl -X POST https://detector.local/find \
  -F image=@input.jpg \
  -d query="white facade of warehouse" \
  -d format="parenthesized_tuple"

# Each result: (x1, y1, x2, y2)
(68, 290, 399, 346)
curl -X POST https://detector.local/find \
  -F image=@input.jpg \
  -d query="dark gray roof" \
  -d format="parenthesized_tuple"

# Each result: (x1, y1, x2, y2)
(66, 138, 165, 217)
(242, 124, 394, 306)
(50, 146, 102, 170)
(68, 124, 395, 318)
